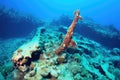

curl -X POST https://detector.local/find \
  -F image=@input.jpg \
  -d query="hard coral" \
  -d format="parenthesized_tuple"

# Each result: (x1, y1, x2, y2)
(54, 10, 82, 55)
(11, 28, 42, 72)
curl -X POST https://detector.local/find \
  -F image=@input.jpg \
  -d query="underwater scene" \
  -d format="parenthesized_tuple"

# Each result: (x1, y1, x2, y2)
(0, 0, 120, 80)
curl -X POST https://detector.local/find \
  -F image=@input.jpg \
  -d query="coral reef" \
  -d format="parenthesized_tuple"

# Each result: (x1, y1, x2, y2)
(0, 38, 30, 79)
(0, 10, 119, 80)
(0, 5, 44, 39)
(51, 15, 120, 49)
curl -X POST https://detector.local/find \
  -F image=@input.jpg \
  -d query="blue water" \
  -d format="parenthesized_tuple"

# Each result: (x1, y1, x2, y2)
(0, 0, 120, 29)
(0, 1, 120, 80)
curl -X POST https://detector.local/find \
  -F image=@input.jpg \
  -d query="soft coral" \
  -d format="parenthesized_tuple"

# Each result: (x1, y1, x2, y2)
(54, 10, 82, 55)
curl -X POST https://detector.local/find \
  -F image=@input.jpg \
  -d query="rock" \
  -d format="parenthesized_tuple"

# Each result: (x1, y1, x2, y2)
(50, 69, 58, 78)
(40, 68, 50, 78)
(57, 54, 66, 64)
(29, 70, 36, 77)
